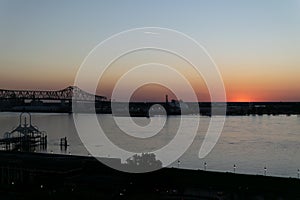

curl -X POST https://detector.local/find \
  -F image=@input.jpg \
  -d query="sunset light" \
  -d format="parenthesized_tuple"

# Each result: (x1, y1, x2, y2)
(1, 1, 300, 198)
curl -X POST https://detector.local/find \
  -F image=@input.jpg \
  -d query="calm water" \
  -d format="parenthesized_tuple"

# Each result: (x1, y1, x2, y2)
(0, 112, 299, 178)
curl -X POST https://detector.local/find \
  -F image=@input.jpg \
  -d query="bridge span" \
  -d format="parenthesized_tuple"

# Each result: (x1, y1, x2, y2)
(0, 86, 107, 102)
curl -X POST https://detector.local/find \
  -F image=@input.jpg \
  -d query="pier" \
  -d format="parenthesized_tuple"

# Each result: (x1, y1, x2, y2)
(0, 113, 47, 152)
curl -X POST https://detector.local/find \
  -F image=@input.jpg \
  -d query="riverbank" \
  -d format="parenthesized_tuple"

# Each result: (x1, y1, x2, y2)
(1, 101, 300, 116)
(0, 151, 299, 199)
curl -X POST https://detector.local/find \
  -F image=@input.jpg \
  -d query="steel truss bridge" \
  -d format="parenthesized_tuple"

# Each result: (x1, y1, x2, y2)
(0, 86, 107, 102)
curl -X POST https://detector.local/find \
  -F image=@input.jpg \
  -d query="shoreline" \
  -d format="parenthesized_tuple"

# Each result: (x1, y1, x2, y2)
(1, 102, 300, 116)
(0, 151, 299, 199)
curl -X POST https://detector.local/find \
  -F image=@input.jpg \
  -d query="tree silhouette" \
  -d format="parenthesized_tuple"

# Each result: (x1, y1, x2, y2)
(124, 153, 162, 173)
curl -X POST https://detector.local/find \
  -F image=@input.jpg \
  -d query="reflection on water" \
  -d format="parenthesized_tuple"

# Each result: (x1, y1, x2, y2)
(0, 112, 299, 178)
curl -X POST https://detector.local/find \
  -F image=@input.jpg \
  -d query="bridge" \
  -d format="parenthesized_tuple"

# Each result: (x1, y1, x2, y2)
(0, 86, 107, 102)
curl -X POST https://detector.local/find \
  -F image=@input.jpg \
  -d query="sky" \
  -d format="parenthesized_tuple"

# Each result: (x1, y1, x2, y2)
(0, 0, 300, 102)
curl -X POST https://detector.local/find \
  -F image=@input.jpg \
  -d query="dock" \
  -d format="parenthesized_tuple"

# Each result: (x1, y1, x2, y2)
(0, 113, 47, 152)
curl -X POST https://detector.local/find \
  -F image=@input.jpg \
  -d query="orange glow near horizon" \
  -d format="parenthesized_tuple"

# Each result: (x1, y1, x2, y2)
(1, 49, 300, 102)
(228, 96, 252, 103)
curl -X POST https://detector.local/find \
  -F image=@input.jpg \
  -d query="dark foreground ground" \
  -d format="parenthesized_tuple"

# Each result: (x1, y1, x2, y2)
(0, 151, 299, 200)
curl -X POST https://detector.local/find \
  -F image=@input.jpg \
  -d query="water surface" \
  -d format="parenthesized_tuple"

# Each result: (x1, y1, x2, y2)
(0, 112, 299, 178)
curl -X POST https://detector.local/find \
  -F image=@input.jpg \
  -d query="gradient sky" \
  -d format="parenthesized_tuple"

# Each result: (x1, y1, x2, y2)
(0, 0, 300, 102)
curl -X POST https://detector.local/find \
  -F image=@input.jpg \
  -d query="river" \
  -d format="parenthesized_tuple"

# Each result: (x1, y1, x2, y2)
(0, 112, 299, 178)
